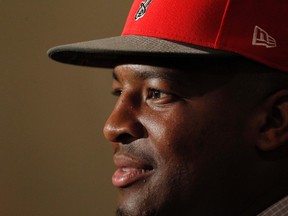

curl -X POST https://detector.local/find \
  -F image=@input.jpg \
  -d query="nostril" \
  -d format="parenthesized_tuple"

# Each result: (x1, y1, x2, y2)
(116, 133, 136, 144)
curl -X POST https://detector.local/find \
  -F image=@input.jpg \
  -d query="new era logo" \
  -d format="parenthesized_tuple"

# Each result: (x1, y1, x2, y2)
(252, 26, 277, 48)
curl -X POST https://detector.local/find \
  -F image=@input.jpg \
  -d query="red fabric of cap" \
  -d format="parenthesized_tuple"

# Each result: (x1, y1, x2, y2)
(122, 0, 288, 72)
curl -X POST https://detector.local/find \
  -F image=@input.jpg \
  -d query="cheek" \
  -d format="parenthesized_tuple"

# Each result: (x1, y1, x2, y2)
(142, 105, 206, 165)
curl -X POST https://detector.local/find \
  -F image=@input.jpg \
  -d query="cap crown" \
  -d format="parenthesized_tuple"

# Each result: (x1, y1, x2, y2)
(122, 0, 288, 72)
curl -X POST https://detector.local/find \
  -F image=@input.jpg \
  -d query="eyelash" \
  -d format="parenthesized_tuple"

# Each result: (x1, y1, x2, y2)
(111, 88, 122, 96)
(111, 87, 180, 106)
(112, 88, 168, 98)
(147, 88, 168, 99)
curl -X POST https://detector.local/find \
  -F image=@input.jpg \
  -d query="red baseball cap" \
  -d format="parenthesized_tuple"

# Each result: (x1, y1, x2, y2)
(48, 0, 288, 72)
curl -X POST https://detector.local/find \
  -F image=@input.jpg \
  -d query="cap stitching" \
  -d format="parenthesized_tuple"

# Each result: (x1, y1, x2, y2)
(214, 0, 231, 48)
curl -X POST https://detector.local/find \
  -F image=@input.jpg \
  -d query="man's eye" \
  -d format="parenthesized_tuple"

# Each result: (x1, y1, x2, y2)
(147, 89, 167, 99)
(111, 89, 122, 96)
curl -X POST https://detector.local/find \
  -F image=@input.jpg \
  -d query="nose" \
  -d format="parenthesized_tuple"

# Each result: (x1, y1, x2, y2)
(103, 96, 146, 144)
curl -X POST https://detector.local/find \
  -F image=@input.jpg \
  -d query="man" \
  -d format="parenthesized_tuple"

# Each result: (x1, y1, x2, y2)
(48, 0, 288, 215)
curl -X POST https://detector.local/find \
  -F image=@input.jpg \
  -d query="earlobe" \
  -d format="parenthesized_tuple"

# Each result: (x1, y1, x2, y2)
(257, 90, 288, 151)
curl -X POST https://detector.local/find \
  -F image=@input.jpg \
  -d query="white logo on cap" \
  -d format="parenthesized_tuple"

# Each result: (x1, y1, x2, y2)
(252, 26, 277, 48)
(135, 0, 152, 21)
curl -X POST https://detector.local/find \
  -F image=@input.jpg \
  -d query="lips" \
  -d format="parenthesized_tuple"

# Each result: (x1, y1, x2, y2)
(112, 154, 153, 188)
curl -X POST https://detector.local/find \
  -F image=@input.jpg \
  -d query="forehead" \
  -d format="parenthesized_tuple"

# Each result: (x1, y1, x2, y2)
(112, 59, 278, 87)
(112, 64, 238, 90)
(113, 65, 180, 81)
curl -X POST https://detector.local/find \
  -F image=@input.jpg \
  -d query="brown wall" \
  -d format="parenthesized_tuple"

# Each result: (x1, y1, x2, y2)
(0, 1, 132, 215)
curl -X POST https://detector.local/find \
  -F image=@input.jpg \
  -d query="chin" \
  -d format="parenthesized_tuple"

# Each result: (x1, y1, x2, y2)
(116, 207, 158, 216)
(116, 187, 182, 216)
(116, 188, 157, 216)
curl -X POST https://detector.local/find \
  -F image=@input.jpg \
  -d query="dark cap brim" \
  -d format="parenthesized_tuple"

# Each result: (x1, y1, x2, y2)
(48, 35, 241, 68)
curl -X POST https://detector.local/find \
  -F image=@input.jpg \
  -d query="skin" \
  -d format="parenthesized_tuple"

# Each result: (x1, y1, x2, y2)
(103, 62, 288, 216)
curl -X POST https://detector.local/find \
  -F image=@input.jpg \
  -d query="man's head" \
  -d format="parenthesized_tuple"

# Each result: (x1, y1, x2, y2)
(103, 60, 288, 216)
(48, 0, 288, 215)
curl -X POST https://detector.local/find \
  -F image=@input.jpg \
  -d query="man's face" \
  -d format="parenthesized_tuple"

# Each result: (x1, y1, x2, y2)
(103, 64, 256, 216)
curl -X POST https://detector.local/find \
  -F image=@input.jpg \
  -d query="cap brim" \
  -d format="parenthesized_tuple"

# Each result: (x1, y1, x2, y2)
(48, 35, 241, 68)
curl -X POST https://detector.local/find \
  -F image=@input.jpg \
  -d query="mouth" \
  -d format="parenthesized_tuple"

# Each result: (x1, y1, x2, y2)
(112, 154, 154, 188)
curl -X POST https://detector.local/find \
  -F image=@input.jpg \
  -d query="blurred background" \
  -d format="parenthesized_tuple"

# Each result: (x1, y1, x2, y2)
(0, 0, 132, 215)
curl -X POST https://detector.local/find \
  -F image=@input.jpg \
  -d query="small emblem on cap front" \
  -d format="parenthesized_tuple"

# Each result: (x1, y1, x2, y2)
(252, 26, 277, 48)
(135, 0, 152, 21)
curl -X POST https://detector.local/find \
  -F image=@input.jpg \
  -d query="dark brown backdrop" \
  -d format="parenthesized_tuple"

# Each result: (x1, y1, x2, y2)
(0, 1, 132, 215)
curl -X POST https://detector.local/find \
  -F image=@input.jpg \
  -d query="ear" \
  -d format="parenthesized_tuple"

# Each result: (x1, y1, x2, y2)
(257, 90, 288, 151)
